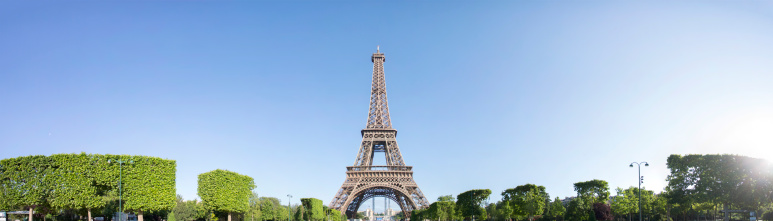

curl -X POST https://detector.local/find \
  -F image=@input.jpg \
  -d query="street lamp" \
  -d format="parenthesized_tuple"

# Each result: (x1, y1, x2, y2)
(630, 162, 649, 221)
(287, 194, 292, 221)
(109, 159, 133, 221)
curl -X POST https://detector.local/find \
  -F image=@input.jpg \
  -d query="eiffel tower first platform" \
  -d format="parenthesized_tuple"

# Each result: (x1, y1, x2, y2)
(329, 48, 430, 219)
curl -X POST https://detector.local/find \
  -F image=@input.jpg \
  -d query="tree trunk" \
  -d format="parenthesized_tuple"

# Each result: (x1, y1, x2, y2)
(29, 207, 33, 221)
(139, 210, 144, 221)
(89, 209, 92, 221)
(228, 213, 232, 221)
(723, 203, 729, 221)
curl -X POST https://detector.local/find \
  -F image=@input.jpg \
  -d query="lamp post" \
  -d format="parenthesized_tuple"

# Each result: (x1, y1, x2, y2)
(287, 194, 292, 221)
(629, 162, 649, 221)
(109, 159, 133, 221)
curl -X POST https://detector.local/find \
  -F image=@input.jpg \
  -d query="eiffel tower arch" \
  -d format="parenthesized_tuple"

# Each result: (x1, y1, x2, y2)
(329, 48, 430, 219)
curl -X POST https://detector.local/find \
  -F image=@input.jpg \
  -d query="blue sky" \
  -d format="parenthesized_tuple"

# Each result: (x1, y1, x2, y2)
(2, 1, 773, 213)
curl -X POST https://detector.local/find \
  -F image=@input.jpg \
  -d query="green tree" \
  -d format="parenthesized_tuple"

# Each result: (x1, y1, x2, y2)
(550, 197, 566, 220)
(574, 180, 610, 205)
(437, 195, 455, 203)
(428, 201, 457, 221)
(503, 184, 549, 221)
(496, 201, 514, 221)
(666, 154, 773, 221)
(457, 189, 491, 221)
(610, 188, 635, 221)
(276, 206, 288, 221)
(172, 195, 200, 221)
(0, 154, 176, 221)
(565, 198, 590, 221)
(198, 169, 256, 221)
(0, 155, 54, 221)
(293, 205, 304, 221)
(300, 198, 324, 221)
(118, 155, 177, 221)
(48, 154, 104, 221)
(247, 193, 261, 221)
(411, 208, 427, 221)
(259, 200, 275, 221)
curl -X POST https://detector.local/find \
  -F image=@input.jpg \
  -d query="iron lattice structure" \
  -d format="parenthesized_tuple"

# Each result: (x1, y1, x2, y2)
(329, 49, 430, 219)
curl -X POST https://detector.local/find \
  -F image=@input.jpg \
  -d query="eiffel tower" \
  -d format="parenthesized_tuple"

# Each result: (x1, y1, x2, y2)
(329, 47, 430, 219)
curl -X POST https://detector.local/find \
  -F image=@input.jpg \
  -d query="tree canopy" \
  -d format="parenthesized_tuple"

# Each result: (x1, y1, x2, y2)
(301, 198, 324, 221)
(0, 153, 176, 221)
(574, 180, 610, 205)
(198, 169, 256, 221)
(457, 189, 492, 220)
(665, 154, 773, 221)
(502, 184, 549, 221)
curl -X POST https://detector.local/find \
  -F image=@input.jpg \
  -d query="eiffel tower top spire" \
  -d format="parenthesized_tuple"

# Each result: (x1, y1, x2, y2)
(366, 47, 392, 129)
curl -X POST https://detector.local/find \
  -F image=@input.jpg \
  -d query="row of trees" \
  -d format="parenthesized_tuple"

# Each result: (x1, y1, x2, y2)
(411, 154, 773, 221)
(196, 169, 345, 221)
(168, 193, 346, 221)
(0, 153, 176, 221)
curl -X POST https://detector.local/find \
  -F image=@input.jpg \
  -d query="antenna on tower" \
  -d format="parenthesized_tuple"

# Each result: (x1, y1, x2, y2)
(377, 45, 380, 53)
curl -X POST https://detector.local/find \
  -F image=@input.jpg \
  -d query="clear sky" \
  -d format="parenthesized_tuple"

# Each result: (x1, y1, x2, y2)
(2, 1, 773, 213)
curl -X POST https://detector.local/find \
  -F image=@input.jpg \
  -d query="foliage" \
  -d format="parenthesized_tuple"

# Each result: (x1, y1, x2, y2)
(300, 198, 324, 221)
(293, 205, 304, 221)
(665, 154, 773, 213)
(549, 197, 566, 219)
(198, 169, 256, 215)
(592, 203, 612, 221)
(258, 197, 280, 220)
(437, 195, 455, 202)
(763, 211, 773, 221)
(573, 180, 610, 205)
(428, 201, 458, 221)
(494, 201, 514, 221)
(411, 208, 427, 221)
(0, 153, 176, 220)
(168, 211, 177, 221)
(457, 189, 492, 220)
(0, 155, 54, 211)
(47, 154, 103, 212)
(565, 198, 590, 221)
(246, 192, 261, 221)
(503, 184, 549, 221)
(173, 195, 201, 221)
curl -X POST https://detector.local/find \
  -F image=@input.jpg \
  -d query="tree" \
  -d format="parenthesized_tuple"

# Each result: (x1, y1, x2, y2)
(293, 205, 304, 221)
(259, 200, 275, 221)
(437, 195, 455, 203)
(247, 192, 261, 221)
(300, 198, 324, 221)
(0, 155, 54, 221)
(457, 189, 492, 221)
(173, 195, 200, 221)
(198, 169, 256, 221)
(48, 154, 104, 221)
(428, 201, 457, 221)
(565, 198, 590, 221)
(593, 203, 612, 221)
(503, 184, 549, 221)
(0, 154, 176, 221)
(550, 197, 566, 220)
(119, 155, 177, 221)
(411, 208, 427, 221)
(665, 154, 773, 221)
(574, 180, 610, 205)
(610, 188, 636, 221)
(496, 201, 514, 221)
